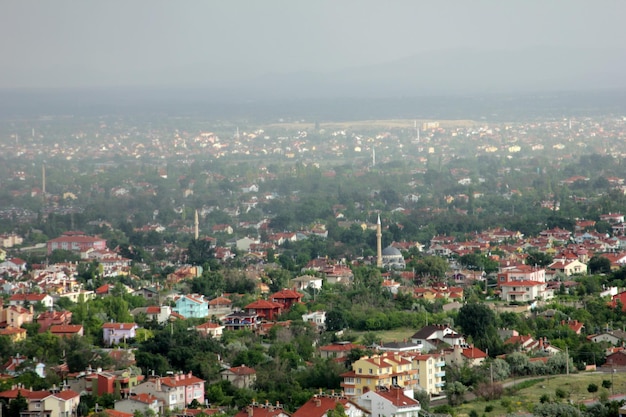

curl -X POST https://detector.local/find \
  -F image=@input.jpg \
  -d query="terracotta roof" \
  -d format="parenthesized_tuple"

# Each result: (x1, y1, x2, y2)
(228, 365, 256, 376)
(50, 324, 83, 334)
(245, 299, 283, 309)
(102, 323, 136, 330)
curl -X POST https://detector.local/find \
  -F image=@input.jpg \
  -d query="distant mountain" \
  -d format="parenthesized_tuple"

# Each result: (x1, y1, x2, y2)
(235, 47, 626, 99)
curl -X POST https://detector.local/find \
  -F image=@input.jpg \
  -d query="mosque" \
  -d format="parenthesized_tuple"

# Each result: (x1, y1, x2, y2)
(376, 215, 406, 270)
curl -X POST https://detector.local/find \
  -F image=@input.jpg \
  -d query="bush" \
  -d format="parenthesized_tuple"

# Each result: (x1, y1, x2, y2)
(555, 387, 569, 399)
(484, 404, 494, 413)
(540, 393, 550, 403)
(474, 382, 503, 401)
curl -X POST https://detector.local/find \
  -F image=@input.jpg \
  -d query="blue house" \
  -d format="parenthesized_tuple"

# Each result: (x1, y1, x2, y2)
(173, 294, 209, 319)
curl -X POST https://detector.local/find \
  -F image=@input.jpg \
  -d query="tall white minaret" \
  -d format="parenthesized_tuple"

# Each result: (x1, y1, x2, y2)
(372, 147, 376, 167)
(194, 209, 199, 240)
(376, 214, 383, 268)
(42, 164, 46, 201)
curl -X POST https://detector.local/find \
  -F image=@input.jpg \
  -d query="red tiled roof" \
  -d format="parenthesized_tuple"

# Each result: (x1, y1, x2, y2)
(102, 323, 136, 330)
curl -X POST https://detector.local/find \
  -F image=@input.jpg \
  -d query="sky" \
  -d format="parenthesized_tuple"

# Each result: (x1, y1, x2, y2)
(1, 1, 625, 91)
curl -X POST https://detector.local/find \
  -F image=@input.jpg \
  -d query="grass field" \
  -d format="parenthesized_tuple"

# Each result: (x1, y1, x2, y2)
(454, 371, 626, 417)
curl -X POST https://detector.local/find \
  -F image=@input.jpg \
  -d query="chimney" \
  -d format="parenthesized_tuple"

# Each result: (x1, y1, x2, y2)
(314, 399, 321, 407)
(247, 406, 253, 417)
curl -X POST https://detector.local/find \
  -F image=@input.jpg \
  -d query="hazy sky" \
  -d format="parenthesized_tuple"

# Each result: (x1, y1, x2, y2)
(1, 1, 625, 89)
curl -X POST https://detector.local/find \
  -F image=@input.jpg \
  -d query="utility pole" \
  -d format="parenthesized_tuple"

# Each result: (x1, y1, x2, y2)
(566, 346, 569, 376)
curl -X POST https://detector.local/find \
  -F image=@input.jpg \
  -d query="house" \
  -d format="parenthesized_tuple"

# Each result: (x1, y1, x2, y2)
(115, 393, 163, 416)
(133, 372, 205, 411)
(174, 294, 209, 319)
(50, 324, 84, 338)
(588, 330, 626, 346)
(47, 232, 107, 255)
(0, 305, 33, 328)
(222, 311, 260, 331)
(302, 311, 326, 332)
(294, 392, 367, 417)
(233, 402, 291, 417)
(102, 323, 138, 346)
(36, 310, 72, 332)
(546, 259, 587, 277)
(604, 351, 626, 368)
(610, 292, 626, 312)
(497, 265, 546, 287)
(410, 324, 466, 352)
(9, 293, 54, 309)
(376, 340, 423, 354)
(133, 287, 159, 301)
(131, 305, 172, 324)
(245, 299, 283, 321)
(291, 275, 323, 291)
(208, 296, 233, 318)
(221, 365, 256, 389)
(271, 289, 303, 310)
(0, 326, 27, 342)
(319, 341, 364, 360)
(340, 352, 418, 397)
(443, 344, 488, 367)
(354, 386, 420, 417)
(0, 387, 80, 417)
(499, 280, 553, 302)
(195, 321, 225, 338)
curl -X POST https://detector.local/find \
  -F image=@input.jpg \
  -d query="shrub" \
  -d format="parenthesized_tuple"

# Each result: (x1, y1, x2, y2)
(484, 404, 494, 413)
(540, 393, 550, 403)
(555, 387, 569, 399)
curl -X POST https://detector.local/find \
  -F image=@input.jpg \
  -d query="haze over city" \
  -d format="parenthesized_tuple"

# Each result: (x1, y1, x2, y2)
(2, 1, 626, 98)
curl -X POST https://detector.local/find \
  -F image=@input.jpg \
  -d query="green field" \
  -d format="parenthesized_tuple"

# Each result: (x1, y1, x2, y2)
(454, 371, 626, 417)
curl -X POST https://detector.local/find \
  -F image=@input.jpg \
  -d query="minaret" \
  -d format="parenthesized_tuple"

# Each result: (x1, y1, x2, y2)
(376, 214, 383, 268)
(194, 209, 199, 240)
(42, 164, 46, 204)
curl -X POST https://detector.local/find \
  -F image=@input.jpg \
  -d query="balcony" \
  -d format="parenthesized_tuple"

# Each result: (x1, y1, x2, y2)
(435, 361, 446, 367)
(435, 382, 446, 388)
(435, 371, 445, 377)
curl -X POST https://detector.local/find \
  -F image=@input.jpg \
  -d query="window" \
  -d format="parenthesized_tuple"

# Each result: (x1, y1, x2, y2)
(369, 369, 373, 374)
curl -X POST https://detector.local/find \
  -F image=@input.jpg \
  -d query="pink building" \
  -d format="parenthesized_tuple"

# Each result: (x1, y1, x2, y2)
(47, 232, 107, 255)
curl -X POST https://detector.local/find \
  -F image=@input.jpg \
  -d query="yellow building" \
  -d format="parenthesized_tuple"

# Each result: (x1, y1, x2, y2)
(340, 352, 418, 397)
(408, 353, 446, 395)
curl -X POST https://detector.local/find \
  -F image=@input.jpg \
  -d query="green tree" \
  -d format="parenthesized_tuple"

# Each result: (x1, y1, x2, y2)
(457, 302, 501, 354)
(7, 392, 28, 417)
(444, 381, 468, 406)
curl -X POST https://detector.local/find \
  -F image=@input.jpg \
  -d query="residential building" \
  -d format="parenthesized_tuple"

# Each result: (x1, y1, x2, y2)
(499, 281, 553, 302)
(102, 323, 138, 346)
(319, 341, 364, 360)
(195, 321, 224, 338)
(408, 353, 446, 395)
(0, 387, 80, 417)
(302, 311, 326, 332)
(233, 402, 291, 417)
(174, 294, 209, 319)
(340, 352, 417, 397)
(443, 344, 487, 368)
(410, 324, 466, 352)
(47, 233, 107, 255)
(354, 386, 420, 417)
(133, 372, 205, 411)
(9, 293, 54, 309)
(221, 365, 256, 389)
(294, 393, 367, 417)
(115, 393, 163, 416)
(222, 311, 260, 331)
